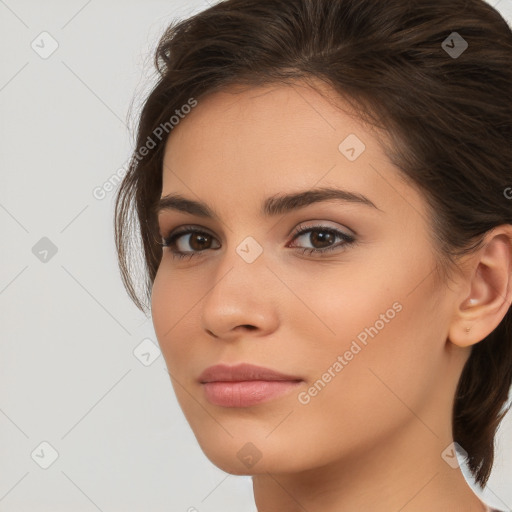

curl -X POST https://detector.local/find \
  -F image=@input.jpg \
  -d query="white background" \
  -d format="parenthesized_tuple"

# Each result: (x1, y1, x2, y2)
(1, 1, 511, 510)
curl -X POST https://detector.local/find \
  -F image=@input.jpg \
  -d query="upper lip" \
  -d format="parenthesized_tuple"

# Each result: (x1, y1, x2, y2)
(198, 363, 303, 383)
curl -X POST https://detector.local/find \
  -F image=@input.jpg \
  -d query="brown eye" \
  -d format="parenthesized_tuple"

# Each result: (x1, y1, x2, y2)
(307, 230, 336, 249)
(288, 224, 356, 256)
(161, 226, 220, 259)
(185, 232, 213, 251)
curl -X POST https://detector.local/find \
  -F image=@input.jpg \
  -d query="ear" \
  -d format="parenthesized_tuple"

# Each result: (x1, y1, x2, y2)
(448, 225, 512, 348)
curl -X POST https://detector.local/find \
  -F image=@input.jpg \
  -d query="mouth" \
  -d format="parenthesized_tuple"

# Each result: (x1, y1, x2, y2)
(198, 362, 302, 382)
(198, 363, 303, 407)
(201, 380, 303, 407)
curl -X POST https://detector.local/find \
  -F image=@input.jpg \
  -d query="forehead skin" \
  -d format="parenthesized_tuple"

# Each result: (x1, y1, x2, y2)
(160, 81, 427, 236)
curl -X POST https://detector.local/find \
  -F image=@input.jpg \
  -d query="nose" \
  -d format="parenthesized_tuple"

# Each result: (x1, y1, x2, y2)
(200, 244, 280, 340)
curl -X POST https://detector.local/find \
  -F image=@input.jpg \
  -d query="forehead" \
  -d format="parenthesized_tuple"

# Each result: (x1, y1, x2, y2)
(163, 81, 371, 164)
(160, 81, 424, 222)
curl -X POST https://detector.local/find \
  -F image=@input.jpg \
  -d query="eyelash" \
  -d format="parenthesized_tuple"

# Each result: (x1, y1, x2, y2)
(159, 223, 356, 260)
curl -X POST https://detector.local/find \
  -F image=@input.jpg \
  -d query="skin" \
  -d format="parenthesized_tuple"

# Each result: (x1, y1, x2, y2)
(150, 80, 512, 512)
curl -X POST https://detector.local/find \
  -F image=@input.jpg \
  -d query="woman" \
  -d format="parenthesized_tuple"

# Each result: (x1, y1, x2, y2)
(114, 0, 512, 510)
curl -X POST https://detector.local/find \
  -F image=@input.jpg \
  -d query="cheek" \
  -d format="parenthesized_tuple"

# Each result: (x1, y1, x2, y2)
(285, 248, 443, 408)
(278, 296, 441, 469)
(150, 266, 199, 362)
(151, 258, 205, 326)
(150, 269, 207, 421)
(151, 268, 173, 344)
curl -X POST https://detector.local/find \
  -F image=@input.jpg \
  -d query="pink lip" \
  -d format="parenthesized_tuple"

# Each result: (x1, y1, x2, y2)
(198, 363, 302, 383)
(198, 363, 303, 408)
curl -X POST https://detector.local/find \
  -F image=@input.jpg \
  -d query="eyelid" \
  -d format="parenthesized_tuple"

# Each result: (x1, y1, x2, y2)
(160, 224, 219, 249)
(160, 221, 356, 260)
(160, 218, 354, 238)
(160, 221, 353, 245)
(288, 220, 355, 240)
(162, 224, 215, 238)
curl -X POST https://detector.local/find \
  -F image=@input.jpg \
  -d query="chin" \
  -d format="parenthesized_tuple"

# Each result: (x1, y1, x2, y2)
(195, 434, 308, 476)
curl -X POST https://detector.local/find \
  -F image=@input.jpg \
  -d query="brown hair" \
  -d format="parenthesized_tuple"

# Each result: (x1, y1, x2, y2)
(114, 0, 512, 487)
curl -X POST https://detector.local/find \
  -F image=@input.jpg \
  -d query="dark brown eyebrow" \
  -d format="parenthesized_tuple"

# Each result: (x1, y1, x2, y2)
(155, 187, 381, 220)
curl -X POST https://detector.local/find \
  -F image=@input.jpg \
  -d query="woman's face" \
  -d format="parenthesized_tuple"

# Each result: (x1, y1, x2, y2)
(151, 82, 467, 475)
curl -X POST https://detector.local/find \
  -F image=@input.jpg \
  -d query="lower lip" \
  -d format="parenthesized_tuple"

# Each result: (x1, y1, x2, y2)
(202, 380, 302, 407)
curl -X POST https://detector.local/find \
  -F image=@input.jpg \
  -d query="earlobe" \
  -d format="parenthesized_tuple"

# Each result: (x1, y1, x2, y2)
(448, 228, 512, 348)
